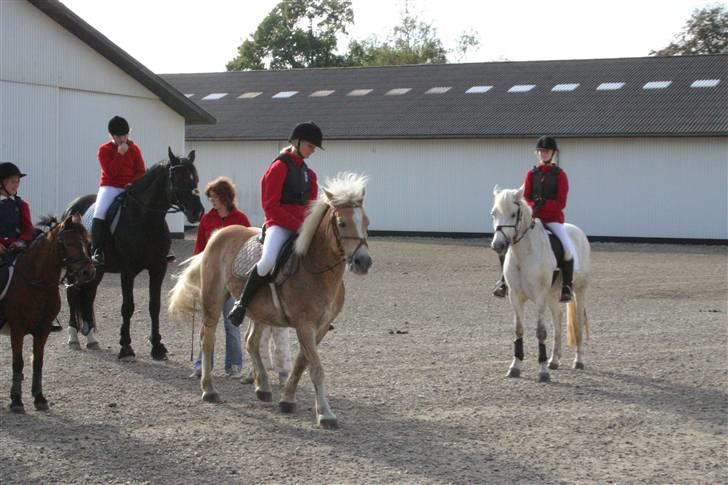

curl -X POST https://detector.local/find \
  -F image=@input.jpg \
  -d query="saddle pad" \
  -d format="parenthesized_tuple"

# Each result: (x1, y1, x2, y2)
(232, 237, 297, 285)
(81, 198, 123, 235)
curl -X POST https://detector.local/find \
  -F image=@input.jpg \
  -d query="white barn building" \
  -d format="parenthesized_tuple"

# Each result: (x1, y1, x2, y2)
(0, 0, 214, 233)
(165, 55, 727, 243)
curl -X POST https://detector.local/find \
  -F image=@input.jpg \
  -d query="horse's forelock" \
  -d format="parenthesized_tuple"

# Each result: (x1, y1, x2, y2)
(322, 172, 368, 206)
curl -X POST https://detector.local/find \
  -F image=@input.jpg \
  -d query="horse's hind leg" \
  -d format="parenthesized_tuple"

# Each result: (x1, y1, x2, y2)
(118, 271, 137, 360)
(200, 321, 220, 403)
(571, 288, 588, 370)
(547, 299, 563, 370)
(246, 321, 272, 402)
(31, 330, 50, 411)
(9, 328, 25, 413)
(66, 286, 82, 350)
(507, 295, 527, 378)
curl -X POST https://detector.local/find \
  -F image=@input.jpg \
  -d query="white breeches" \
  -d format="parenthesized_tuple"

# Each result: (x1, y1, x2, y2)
(256, 225, 294, 276)
(544, 222, 579, 271)
(93, 186, 124, 219)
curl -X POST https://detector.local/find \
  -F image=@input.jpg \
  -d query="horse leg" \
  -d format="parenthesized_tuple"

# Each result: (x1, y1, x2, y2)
(269, 327, 292, 384)
(9, 328, 25, 413)
(66, 286, 81, 350)
(118, 271, 136, 360)
(245, 321, 272, 402)
(199, 321, 220, 403)
(547, 298, 563, 370)
(571, 288, 587, 370)
(279, 323, 327, 414)
(507, 294, 526, 378)
(536, 302, 550, 382)
(148, 265, 168, 360)
(31, 330, 51, 410)
(296, 323, 337, 429)
(82, 281, 101, 349)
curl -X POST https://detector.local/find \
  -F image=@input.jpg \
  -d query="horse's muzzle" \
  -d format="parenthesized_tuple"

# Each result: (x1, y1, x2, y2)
(350, 251, 372, 275)
(69, 262, 96, 285)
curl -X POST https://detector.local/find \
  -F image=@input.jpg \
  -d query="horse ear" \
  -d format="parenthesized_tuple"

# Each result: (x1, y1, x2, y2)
(168, 147, 179, 165)
(515, 185, 524, 199)
(324, 189, 334, 201)
(63, 215, 74, 226)
(71, 213, 82, 224)
(493, 184, 501, 196)
(187, 150, 196, 163)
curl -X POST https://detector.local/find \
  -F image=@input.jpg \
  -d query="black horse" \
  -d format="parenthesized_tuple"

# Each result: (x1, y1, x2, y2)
(63, 148, 204, 360)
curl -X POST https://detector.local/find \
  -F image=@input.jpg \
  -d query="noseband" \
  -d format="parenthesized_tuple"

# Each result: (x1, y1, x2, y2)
(331, 203, 369, 262)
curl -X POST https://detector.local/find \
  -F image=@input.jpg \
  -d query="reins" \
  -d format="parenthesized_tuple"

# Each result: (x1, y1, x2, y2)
(494, 203, 535, 249)
(300, 203, 367, 275)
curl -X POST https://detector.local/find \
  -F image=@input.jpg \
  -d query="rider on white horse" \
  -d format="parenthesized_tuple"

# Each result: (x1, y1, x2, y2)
(493, 136, 578, 302)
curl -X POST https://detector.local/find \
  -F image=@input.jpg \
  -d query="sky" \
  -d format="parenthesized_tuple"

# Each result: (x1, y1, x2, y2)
(60, 0, 721, 74)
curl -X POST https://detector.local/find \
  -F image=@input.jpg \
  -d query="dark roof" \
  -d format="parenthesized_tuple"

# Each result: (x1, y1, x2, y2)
(29, 0, 214, 125)
(162, 55, 728, 140)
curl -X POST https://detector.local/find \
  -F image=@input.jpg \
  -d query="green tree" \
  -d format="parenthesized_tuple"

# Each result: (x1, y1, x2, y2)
(226, 0, 354, 70)
(651, 5, 728, 55)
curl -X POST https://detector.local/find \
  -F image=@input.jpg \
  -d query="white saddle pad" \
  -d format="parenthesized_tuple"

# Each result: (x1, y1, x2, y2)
(232, 237, 262, 279)
(81, 203, 122, 234)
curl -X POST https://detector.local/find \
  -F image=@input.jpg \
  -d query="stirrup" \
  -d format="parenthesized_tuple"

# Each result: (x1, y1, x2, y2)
(560, 286, 573, 303)
(227, 302, 246, 327)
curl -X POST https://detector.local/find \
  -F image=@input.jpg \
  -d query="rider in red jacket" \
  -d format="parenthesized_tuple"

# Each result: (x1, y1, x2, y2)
(228, 122, 321, 327)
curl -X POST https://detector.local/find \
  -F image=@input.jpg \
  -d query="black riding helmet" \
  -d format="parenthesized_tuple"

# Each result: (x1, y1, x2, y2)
(108, 115, 130, 136)
(536, 136, 558, 151)
(0, 162, 27, 179)
(289, 121, 324, 149)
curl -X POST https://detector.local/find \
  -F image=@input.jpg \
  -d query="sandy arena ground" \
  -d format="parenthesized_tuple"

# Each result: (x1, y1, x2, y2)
(1, 237, 726, 484)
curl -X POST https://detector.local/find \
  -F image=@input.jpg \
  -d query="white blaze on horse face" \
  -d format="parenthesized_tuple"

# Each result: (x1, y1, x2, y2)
(352, 207, 366, 239)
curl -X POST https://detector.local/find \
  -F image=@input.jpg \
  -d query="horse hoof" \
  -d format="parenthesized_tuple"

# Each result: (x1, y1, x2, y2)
(68, 341, 81, 350)
(81, 322, 92, 337)
(279, 401, 296, 414)
(538, 373, 551, 383)
(118, 346, 136, 361)
(318, 417, 339, 430)
(574, 362, 585, 370)
(9, 403, 25, 414)
(86, 342, 101, 350)
(256, 390, 272, 402)
(151, 345, 168, 361)
(241, 376, 254, 385)
(548, 361, 559, 370)
(34, 397, 49, 411)
(507, 368, 521, 378)
(202, 392, 220, 403)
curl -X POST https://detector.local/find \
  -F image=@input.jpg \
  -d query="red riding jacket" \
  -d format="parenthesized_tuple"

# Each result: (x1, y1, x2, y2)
(98, 141, 146, 188)
(261, 151, 318, 232)
(523, 163, 569, 224)
(194, 207, 251, 255)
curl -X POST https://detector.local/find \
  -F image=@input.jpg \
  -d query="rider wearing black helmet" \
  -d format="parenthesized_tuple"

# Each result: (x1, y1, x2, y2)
(228, 122, 322, 327)
(493, 136, 578, 302)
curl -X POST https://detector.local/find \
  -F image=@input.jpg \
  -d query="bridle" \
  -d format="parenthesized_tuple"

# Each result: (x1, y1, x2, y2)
(127, 163, 200, 216)
(494, 202, 535, 249)
(302, 202, 369, 274)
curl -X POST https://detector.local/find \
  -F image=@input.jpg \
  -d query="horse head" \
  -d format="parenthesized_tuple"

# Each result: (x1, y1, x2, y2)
(167, 147, 204, 223)
(322, 173, 372, 275)
(490, 185, 532, 254)
(55, 214, 95, 285)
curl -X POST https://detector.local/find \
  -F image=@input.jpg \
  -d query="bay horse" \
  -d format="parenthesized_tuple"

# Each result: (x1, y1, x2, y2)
(490, 186, 591, 382)
(169, 172, 372, 428)
(1, 215, 95, 413)
(63, 148, 204, 360)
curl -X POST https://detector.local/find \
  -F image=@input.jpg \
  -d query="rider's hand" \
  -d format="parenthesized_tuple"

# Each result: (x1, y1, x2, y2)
(117, 142, 129, 155)
(0, 243, 6, 255)
(10, 241, 26, 251)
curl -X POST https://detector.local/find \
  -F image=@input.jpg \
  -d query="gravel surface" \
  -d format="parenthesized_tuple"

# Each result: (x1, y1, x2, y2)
(1, 237, 726, 484)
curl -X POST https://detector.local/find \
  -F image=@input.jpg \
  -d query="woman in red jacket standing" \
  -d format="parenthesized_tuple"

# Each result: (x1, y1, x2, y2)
(190, 177, 251, 378)
(91, 116, 146, 266)
(228, 121, 321, 327)
(494, 136, 577, 302)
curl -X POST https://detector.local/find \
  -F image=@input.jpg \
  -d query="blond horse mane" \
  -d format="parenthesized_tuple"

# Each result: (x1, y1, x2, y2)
(294, 172, 368, 256)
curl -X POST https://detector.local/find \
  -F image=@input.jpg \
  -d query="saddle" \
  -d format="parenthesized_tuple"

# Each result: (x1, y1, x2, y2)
(545, 230, 566, 286)
(232, 230, 299, 285)
(81, 190, 129, 235)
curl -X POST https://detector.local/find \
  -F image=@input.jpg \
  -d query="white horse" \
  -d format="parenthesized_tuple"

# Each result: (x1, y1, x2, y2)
(490, 186, 591, 382)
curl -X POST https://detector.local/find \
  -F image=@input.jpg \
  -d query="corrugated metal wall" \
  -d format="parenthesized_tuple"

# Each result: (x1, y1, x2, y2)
(0, 0, 187, 231)
(188, 137, 727, 240)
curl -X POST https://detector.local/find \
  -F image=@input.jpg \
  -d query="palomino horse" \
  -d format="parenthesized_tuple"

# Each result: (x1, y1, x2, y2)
(1, 215, 95, 412)
(169, 172, 372, 428)
(490, 186, 591, 382)
(63, 149, 204, 360)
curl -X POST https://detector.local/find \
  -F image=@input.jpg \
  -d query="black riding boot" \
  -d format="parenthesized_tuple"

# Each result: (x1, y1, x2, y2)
(493, 253, 508, 298)
(560, 259, 574, 303)
(228, 267, 267, 327)
(90, 218, 107, 267)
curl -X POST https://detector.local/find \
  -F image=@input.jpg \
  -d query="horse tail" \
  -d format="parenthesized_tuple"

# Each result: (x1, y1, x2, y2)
(566, 293, 589, 348)
(168, 254, 203, 322)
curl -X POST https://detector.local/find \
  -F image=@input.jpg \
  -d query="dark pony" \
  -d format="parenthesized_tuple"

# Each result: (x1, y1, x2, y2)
(63, 148, 204, 360)
(2, 215, 95, 413)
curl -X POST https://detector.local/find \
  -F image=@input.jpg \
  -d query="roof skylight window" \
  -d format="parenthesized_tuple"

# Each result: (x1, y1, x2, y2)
(184, 93, 194, 98)
(385, 88, 412, 95)
(508, 84, 536, 93)
(238, 92, 262, 99)
(551, 83, 580, 92)
(643, 81, 671, 90)
(310, 90, 335, 97)
(596, 82, 625, 91)
(691, 79, 720, 88)
(272, 91, 298, 98)
(201, 93, 227, 100)
(466, 85, 493, 94)
(347, 89, 373, 96)
(426, 87, 451, 94)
